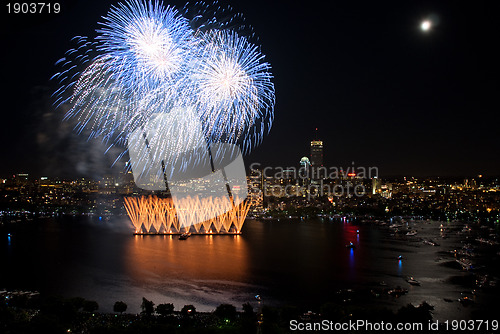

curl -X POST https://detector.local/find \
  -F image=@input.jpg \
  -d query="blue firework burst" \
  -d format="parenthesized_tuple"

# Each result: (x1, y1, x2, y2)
(53, 0, 275, 165)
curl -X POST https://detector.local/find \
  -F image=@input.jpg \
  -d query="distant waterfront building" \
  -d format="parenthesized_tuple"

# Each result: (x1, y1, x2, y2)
(248, 168, 264, 211)
(280, 169, 296, 187)
(372, 178, 393, 198)
(372, 177, 382, 195)
(15, 173, 29, 187)
(310, 127, 323, 167)
(380, 184, 393, 198)
(310, 140, 323, 167)
(298, 156, 312, 194)
(464, 179, 478, 190)
(300, 156, 311, 168)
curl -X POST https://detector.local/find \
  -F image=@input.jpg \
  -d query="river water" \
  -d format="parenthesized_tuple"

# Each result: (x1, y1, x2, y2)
(1, 216, 495, 320)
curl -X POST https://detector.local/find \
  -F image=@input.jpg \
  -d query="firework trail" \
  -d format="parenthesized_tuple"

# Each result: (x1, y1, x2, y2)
(181, 1, 256, 39)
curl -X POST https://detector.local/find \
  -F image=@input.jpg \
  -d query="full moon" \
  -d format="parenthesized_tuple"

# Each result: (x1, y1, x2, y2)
(421, 20, 432, 31)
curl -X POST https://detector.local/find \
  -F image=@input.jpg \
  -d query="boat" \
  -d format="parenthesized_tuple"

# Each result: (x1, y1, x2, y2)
(423, 239, 439, 246)
(397, 255, 404, 260)
(179, 232, 192, 240)
(476, 238, 499, 246)
(456, 258, 474, 271)
(388, 287, 408, 296)
(255, 295, 262, 301)
(406, 276, 421, 286)
(406, 230, 418, 236)
(346, 242, 356, 249)
(458, 293, 474, 305)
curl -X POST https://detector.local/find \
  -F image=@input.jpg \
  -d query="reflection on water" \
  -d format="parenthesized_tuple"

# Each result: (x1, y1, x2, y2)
(0, 216, 489, 319)
(119, 233, 256, 312)
(126, 234, 249, 283)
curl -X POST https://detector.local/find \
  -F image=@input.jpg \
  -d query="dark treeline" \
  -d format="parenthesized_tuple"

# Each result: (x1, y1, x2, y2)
(1, 292, 498, 333)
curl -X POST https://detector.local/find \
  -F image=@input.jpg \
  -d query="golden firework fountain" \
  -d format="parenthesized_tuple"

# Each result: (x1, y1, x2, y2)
(124, 195, 250, 235)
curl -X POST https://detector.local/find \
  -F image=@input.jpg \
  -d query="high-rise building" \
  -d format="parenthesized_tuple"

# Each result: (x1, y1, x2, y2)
(310, 140, 323, 167)
(372, 177, 382, 195)
(248, 168, 264, 212)
(310, 128, 323, 167)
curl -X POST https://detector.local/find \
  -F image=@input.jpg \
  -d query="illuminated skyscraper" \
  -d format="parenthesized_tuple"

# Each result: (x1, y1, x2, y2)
(310, 141, 323, 167)
(372, 177, 382, 195)
(310, 128, 323, 167)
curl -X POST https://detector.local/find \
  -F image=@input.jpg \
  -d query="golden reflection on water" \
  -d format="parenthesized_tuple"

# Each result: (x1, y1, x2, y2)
(125, 234, 249, 283)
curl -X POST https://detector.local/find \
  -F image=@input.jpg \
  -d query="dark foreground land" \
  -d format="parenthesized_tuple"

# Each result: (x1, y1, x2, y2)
(1, 292, 499, 334)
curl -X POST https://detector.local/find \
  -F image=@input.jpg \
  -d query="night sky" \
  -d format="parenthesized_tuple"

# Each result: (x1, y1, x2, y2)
(0, 0, 498, 178)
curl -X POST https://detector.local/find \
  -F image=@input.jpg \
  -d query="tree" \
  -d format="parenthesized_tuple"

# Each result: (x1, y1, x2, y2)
(242, 302, 254, 316)
(181, 304, 196, 317)
(240, 302, 257, 334)
(396, 302, 433, 323)
(156, 303, 174, 317)
(214, 304, 237, 321)
(82, 300, 99, 313)
(113, 301, 127, 314)
(140, 297, 155, 316)
(67, 297, 85, 311)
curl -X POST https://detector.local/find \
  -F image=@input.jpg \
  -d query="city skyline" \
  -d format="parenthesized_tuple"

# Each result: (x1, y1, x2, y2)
(0, 129, 497, 179)
(1, 0, 499, 177)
